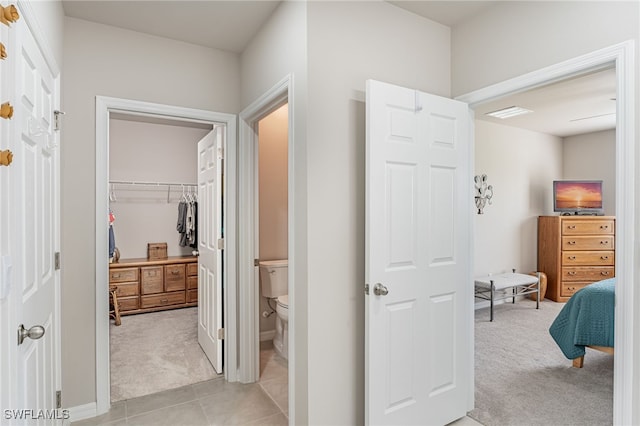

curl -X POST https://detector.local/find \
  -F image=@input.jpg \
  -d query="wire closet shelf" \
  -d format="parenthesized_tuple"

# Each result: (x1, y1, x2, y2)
(108, 180, 197, 203)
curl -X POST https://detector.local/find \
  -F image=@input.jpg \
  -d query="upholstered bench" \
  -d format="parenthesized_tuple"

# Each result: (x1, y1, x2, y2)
(475, 270, 541, 321)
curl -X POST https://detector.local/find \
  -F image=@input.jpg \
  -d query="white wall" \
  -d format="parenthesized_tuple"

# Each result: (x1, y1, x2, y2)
(109, 117, 210, 259)
(61, 17, 239, 408)
(563, 129, 616, 216)
(306, 2, 450, 423)
(29, 0, 65, 68)
(474, 120, 563, 277)
(240, 2, 309, 421)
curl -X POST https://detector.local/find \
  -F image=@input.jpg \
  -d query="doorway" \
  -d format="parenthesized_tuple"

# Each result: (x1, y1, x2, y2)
(107, 112, 217, 401)
(457, 41, 635, 424)
(94, 97, 237, 415)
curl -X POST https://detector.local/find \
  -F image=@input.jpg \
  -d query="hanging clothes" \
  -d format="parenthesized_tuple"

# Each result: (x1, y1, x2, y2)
(108, 209, 116, 260)
(177, 194, 197, 248)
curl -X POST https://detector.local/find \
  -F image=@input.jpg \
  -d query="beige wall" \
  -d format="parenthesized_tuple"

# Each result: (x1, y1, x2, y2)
(474, 120, 563, 277)
(563, 129, 616, 216)
(240, 2, 309, 421)
(306, 2, 450, 423)
(61, 17, 239, 407)
(109, 117, 211, 259)
(29, 0, 65, 68)
(258, 103, 288, 334)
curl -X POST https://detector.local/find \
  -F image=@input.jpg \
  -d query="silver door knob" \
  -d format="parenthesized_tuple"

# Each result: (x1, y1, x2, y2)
(373, 283, 388, 296)
(17, 324, 45, 345)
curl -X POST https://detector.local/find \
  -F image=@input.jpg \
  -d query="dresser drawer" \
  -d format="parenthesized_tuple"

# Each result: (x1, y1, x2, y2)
(187, 289, 198, 303)
(187, 276, 198, 290)
(562, 236, 614, 251)
(562, 266, 614, 282)
(141, 266, 163, 294)
(110, 282, 139, 297)
(164, 264, 186, 292)
(561, 281, 592, 298)
(186, 262, 198, 276)
(562, 220, 614, 235)
(140, 292, 186, 309)
(109, 267, 138, 283)
(562, 251, 614, 266)
(118, 296, 140, 311)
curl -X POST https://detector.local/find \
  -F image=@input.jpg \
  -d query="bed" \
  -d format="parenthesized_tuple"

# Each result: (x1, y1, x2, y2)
(548, 278, 615, 368)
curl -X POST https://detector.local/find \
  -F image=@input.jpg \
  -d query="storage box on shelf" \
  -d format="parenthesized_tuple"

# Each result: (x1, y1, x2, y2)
(537, 216, 615, 302)
(109, 256, 198, 315)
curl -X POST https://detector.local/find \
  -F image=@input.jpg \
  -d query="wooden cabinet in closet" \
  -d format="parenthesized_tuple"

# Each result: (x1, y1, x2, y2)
(109, 256, 198, 316)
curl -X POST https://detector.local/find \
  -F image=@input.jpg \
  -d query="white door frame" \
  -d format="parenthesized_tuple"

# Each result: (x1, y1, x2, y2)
(456, 40, 635, 425)
(237, 75, 293, 393)
(94, 97, 237, 415)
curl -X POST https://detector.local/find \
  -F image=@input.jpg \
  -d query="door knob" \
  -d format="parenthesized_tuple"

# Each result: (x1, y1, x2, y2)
(17, 324, 45, 345)
(373, 283, 388, 296)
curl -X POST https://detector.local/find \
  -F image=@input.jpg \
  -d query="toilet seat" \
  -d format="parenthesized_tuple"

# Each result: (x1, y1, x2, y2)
(276, 295, 288, 309)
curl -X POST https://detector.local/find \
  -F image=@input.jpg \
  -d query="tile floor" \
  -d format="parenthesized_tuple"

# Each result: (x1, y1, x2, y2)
(72, 345, 288, 426)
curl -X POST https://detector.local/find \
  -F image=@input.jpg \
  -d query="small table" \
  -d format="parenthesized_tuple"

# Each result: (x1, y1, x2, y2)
(475, 271, 540, 321)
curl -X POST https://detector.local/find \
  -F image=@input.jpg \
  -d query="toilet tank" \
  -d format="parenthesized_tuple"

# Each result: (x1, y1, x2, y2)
(259, 260, 288, 298)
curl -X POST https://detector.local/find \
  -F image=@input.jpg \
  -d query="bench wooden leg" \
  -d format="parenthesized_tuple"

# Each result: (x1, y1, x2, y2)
(109, 288, 121, 326)
(572, 356, 584, 368)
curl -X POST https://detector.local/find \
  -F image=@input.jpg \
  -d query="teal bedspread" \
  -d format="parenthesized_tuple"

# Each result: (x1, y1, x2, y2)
(549, 278, 615, 360)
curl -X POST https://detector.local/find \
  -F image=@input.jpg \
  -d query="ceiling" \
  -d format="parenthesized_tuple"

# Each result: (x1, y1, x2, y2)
(61, 1, 616, 137)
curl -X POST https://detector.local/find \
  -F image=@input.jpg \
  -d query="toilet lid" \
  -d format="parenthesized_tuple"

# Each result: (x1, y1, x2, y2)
(277, 295, 288, 308)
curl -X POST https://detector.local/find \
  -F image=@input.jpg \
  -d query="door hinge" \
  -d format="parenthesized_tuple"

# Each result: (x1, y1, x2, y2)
(254, 258, 260, 267)
(56, 390, 61, 409)
(53, 110, 65, 132)
(217, 328, 224, 340)
(364, 283, 369, 295)
(54, 252, 60, 270)
(217, 144, 224, 160)
(217, 238, 224, 250)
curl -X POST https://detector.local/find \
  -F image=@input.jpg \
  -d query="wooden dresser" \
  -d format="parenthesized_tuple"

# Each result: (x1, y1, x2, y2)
(538, 216, 615, 302)
(109, 256, 198, 315)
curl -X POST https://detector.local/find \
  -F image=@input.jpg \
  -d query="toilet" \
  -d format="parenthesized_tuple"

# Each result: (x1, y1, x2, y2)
(259, 260, 289, 360)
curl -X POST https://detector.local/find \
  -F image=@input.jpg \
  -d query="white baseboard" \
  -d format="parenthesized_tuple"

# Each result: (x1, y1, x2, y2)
(66, 402, 97, 423)
(260, 330, 275, 341)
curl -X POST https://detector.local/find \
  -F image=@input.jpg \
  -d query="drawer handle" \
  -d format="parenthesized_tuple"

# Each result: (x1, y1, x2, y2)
(600, 225, 609, 229)
(567, 225, 576, 229)
(601, 256, 609, 260)
(171, 270, 180, 275)
(567, 271, 577, 276)
(567, 241, 576, 245)
(568, 256, 576, 260)
(601, 271, 610, 276)
(600, 240, 608, 245)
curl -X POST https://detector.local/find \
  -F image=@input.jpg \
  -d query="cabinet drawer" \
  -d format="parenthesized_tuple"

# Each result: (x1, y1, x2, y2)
(164, 264, 186, 292)
(141, 266, 163, 294)
(562, 267, 614, 282)
(562, 251, 615, 266)
(562, 236, 614, 250)
(187, 276, 198, 290)
(118, 296, 139, 311)
(562, 220, 614, 235)
(186, 263, 198, 276)
(187, 289, 198, 303)
(109, 267, 138, 283)
(140, 292, 186, 309)
(561, 281, 592, 298)
(110, 282, 139, 297)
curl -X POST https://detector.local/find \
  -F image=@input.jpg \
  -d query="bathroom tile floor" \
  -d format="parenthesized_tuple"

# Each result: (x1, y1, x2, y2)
(72, 345, 288, 426)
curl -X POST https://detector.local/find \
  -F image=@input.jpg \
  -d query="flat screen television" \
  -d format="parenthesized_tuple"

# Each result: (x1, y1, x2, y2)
(553, 180, 603, 215)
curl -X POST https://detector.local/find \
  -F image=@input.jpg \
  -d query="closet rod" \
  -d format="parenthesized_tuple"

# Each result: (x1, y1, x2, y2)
(109, 180, 196, 187)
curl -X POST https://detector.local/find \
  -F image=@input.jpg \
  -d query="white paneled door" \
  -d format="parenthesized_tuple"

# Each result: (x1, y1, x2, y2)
(197, 127, 224, 373)
(365, 80, 473, 425)
(10, 3, 62, 419)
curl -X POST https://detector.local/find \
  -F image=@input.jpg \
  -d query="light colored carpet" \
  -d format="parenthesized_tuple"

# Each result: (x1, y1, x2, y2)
(110, 307, 219, 402)
(470, 298, 613, 426)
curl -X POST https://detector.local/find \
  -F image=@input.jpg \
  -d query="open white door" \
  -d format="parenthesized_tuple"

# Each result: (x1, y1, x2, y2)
(197, 127, 224, 373)
(12, 6, 62, 416)
(365, 80, 473, 425)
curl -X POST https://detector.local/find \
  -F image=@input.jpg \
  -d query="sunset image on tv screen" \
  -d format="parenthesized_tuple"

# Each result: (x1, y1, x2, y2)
(555, 182, 602, 209)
